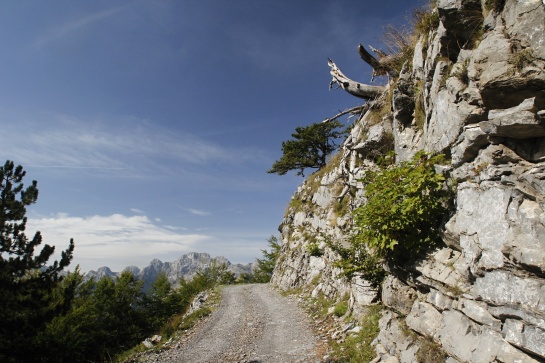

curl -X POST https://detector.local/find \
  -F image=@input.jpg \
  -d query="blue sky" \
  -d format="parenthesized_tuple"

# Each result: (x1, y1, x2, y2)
(0, 0, 422, 272)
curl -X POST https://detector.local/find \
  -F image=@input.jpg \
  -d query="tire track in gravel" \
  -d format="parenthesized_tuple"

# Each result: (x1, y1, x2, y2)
(149, 283, 318, 363)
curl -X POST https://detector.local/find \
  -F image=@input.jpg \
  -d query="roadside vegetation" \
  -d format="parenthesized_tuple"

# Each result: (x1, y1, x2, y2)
(0, 158, 283, 363)
(281, 283, 383, 363)
(42, 262, 235, 363)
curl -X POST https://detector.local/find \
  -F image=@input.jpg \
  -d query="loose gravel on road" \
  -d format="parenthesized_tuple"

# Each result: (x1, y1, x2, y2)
(140, 284, 319, 363)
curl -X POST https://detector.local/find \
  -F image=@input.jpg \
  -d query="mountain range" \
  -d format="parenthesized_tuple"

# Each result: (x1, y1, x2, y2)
(85, 252, 256, 290)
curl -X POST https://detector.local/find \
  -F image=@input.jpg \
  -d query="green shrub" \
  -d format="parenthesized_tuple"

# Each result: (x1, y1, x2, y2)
(331, 152, 453, 287)
(452, 59, 470, 85)
(306, 242, 323, 257)
(333, 301, 348, 317)
(355, 151, 452, 263)
(327, 237, 387, 287)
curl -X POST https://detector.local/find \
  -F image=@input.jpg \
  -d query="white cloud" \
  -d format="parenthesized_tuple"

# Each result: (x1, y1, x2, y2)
(163, 225, 188, 231)
(188, 208, 211, 216)
(26, 213, 210, 272)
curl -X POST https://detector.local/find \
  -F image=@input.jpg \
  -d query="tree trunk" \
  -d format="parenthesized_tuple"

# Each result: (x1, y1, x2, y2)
(358, 44, 401, 80)
(328, 59, 385, 100)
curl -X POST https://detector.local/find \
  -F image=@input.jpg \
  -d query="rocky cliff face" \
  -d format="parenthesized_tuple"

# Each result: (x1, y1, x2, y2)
(271, 0, 545, 361)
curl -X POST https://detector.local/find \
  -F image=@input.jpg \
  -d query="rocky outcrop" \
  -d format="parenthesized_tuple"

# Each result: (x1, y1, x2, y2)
(272, 0, 545, 361)
(86, 252, 255, 290)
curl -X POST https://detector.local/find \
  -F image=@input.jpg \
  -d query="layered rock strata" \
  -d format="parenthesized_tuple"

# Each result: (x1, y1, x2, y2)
(272, 0, 545, 361)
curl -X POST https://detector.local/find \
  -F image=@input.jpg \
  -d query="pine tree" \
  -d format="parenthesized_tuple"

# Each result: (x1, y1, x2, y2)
(0, 160, 74, 362)
(268, 120, 347, 176)
(252, 236, 281, 283)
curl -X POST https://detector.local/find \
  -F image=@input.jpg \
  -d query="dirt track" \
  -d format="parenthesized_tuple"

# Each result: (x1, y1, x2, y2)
(142, 284, 319, 363)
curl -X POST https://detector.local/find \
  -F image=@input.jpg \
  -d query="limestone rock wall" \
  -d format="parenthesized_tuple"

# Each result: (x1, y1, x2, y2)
(272, 0, 545, 361)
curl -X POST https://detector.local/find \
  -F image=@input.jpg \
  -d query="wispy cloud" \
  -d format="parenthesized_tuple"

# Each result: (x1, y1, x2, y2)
(188, 208, 211, 216)
(26, 213, 210, 272)
(0, 114, 265, 179)
(32, 6, 127, 50)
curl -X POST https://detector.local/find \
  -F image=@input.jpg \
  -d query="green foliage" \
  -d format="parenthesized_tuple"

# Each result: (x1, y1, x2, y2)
(452, 59, 470, 85)
(381, 26, 415, 76)
(309, 291, 333, 317)
(367, 86, 394, 125)
(306, 242, 322, 257)
(333, 301, 348, 317)
(327, 238, 387, 287)
(355, 151, 452, 262)
(41, 262, 232, 363)
(331, 152, 452, 287)
(0, 160, 75, 363)
(142, 272, 184, 331)
(246, 235, 281, 283)
(331, 305, 383, 363)
(335, 193, 351, 217)
(268, 120, 347, 176)
(43, 271, 147, 362)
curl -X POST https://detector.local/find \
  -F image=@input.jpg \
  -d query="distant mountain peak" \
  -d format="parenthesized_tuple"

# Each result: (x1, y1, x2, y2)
(86, 252, 255, 291)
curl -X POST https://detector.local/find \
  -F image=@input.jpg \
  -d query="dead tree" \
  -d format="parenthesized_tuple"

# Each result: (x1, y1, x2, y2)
(328, 59, 386, 99)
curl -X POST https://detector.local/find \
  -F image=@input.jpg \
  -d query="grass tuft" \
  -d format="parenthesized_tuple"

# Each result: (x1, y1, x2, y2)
(331, 305, 383, 362)
(413, 80, 426, 130)
(510, 47, 536, 72)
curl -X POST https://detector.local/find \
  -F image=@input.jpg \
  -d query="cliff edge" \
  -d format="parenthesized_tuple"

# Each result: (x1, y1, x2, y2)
(271, 0, 545, 361)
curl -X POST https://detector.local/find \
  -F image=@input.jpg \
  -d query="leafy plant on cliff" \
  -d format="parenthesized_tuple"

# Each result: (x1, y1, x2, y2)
(332, 152, 453, 287)
(413, 4, 439, 38)
(268, 120, 347, 177)
(306, 242, 323, 257)
(355, 151, 452, 262)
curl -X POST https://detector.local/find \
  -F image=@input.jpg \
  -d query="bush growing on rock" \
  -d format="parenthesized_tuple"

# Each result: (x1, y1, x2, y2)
(331, 151, 453, 286)
(355, 151, 452, 262)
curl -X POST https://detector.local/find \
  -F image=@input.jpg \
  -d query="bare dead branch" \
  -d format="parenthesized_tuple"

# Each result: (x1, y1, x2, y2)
(322, 105, 367, 123)
(358, 44, 402, 81)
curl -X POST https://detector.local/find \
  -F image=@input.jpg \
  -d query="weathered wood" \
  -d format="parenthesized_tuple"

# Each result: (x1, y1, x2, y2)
(328, 59, 386, 100)
(321, 105, 367, 123)
(358, 44, 398, 80)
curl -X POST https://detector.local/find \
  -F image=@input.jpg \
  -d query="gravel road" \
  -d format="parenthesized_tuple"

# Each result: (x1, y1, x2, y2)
(142, 284, 319, 363)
